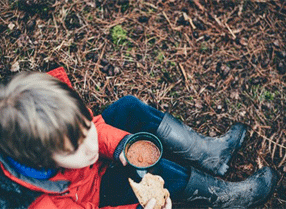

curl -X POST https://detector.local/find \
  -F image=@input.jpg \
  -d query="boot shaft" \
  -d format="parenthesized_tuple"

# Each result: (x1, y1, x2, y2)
(156, 113, 246, 176)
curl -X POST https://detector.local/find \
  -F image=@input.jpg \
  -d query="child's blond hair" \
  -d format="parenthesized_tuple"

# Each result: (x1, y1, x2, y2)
(0, 72, 92, 169)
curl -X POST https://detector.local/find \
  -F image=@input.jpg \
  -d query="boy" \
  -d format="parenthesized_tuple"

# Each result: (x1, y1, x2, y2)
(0, 67, 278, 209)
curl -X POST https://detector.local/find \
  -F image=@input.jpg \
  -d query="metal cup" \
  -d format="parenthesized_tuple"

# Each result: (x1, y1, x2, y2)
(124, 132, 163, 177)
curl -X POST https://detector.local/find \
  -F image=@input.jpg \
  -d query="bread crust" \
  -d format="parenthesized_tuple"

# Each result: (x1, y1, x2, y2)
(129, 173, 170, 209)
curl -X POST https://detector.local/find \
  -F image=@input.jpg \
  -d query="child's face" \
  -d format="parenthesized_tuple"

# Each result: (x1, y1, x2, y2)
(53, 122, 99, 169)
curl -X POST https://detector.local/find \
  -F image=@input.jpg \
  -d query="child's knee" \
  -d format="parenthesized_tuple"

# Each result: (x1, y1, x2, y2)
(119, 95, 141, 106)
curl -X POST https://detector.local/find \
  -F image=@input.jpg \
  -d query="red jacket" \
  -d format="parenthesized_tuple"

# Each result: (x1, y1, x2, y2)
(0, 67, 139, 209)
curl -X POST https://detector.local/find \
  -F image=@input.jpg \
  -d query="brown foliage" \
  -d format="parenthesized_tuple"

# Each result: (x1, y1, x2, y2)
(0, 0, 286, 208)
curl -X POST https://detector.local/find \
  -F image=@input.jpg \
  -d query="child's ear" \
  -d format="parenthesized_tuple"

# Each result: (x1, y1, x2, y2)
(63, 137, 75, 152)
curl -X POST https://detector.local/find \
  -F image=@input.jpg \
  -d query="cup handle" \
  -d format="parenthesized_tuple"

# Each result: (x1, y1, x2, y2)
(136, 169, 147, 178)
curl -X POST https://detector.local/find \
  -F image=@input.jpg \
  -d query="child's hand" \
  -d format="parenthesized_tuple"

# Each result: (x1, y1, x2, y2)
(119, 151, 128, 166)
(144, 198, 156, 209)
(163, 197, 172, 209)
(144, 197, 172, 209)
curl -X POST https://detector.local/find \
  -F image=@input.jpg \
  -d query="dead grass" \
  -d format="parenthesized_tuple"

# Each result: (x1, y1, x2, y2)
(0, 0, 286, 208)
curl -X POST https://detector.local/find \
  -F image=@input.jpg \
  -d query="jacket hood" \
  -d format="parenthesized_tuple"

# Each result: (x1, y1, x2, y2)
(0, 154, 69, 194)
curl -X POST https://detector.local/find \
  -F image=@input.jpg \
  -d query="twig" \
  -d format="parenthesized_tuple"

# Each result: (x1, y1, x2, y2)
(89, 42, 106, 80)
(278, 152, 286, 167)
(213, 15, 224, 27)
(225, 23, 236, 39)
(52, 13, 58, 35)
(183, 12, 196, 30)
(178, 63, 189, 90)
(143, 2, 158, 10)
(193, 0, 205, 11)
(162, 11, 174, 30)
(257, 131, 286, 150)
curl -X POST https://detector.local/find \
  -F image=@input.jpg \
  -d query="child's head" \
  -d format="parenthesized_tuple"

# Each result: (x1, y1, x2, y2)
(0, 72, 93, 169)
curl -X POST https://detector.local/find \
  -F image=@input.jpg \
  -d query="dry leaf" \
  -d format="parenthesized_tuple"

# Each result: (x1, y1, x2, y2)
(243, 163, 254, 171)
(239, 37, 248, 46)
(239, 111, 246, 117)
(209, 131, 216, 137)
(11, 61, 20, 72)
(256, 156, 263, 169)
(8, 22, 15, 30)
(195, 100, 203, 109)
(230, 91, 240, 100)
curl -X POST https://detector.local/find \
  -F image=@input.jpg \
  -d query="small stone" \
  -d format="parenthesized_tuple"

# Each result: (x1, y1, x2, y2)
(204, 34, 210, 41)
(70, 44, 78, 53)
(74, 32, 85, 42)
(251, 77, 260, 85)
(107, 65, 114, 76)
(11, 29, 21, 38)
(276, 51, 286, 59)
(193, 18, 206, 30)
(101, 64, 114, 76)
(261, 58, 270, 68)
(251, 56, 258, 65)
(0, 24, 7, 33)
(102, 64, 109, 73)
(177, 15, 189, 26)
(86, 52, 98, 62)
(216, 62, 222, 73)
(277, 61, 286, 75)
(27, 19, 36, 30)
(193, 31, 199, 39)
(220, 65, 230, 78)
(138, 16, 149, 23)
(134, 25, 144, 35)
(117, 0, 129, 5)
(216, 105, 222, 114)
(114, 66, 120, 75)
(100, 58, 109, 66)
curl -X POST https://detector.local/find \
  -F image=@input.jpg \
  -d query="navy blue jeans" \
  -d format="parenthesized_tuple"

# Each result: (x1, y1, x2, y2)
(102, 95, 164, 134)
(100, 95, 189, 207)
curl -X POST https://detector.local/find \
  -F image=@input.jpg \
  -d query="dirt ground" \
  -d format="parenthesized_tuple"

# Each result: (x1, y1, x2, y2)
(0, 0, 285, 208)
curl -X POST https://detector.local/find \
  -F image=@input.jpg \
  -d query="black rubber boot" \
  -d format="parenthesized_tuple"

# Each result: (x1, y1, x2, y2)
(156, 113, 246, 176)
(183, 166, 278, 208)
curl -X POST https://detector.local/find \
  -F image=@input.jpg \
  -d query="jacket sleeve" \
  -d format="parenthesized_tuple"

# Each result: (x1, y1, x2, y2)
(93, 115, 130, 159)
(29, 194, 139, 209)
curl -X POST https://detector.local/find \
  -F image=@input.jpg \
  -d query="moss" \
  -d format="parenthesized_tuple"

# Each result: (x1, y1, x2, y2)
(111, 25, 127, 46)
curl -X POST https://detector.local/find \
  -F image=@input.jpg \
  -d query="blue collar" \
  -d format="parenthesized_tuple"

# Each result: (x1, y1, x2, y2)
(6, 157, 57, 180)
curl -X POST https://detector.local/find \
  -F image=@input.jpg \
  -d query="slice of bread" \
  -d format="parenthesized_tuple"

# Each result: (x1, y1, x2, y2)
(129, 173, 170, 209)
